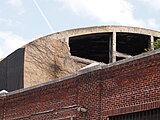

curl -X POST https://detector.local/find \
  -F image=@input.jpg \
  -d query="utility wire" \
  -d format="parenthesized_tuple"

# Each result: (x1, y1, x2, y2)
(32, 0, 54, 32)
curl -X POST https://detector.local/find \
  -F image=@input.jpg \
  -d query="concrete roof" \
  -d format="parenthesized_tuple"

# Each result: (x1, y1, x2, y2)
(26, 26, 160, 45)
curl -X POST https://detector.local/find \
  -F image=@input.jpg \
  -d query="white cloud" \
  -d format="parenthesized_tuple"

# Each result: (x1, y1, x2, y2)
(138, 0, 160, 11)
(6, 0, 25, 15)
(0, 18, 21, 27)
(7, 0, 23, 9)
(0, 31, 27, 57)
(58, 0, 143, 27)
(146, 18, 160, 30)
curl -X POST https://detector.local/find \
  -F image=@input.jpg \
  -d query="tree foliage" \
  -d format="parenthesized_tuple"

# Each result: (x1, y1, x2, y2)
(144, 39, 160, 51)
(154, 39, 160, 49)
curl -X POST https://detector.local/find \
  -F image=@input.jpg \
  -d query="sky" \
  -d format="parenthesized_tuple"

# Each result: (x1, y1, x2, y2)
(0, 0, 160, 58)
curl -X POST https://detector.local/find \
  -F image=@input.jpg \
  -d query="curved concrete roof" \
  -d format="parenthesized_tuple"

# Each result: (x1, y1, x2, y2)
(23, 25, 160, 64)
(25, 26, 160, 46)
(46, 25, 160, 40)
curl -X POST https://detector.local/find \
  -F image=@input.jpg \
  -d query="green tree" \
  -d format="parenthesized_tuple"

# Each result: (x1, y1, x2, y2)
(154, 39, 160, 49)
(144, 39, 160, 51)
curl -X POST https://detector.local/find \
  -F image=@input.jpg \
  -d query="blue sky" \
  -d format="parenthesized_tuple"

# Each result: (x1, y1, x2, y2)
(0, 0, 160, 58)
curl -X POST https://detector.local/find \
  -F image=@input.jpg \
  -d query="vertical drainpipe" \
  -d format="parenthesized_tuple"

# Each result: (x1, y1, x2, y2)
(150, 35, 154, 50)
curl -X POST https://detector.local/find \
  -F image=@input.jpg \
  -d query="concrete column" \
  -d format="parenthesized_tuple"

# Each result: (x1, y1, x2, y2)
(109, 32, 117, 63)
(109, 32, 116, 63)
(65, 37, 70, 50)
(112, 32, 117, 62)
(65, 37, 69, 45)
(150, 35, 154, 50)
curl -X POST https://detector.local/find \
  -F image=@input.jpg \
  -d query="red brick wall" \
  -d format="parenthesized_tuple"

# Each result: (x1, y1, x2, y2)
(0, 97, 5, 120)
(77, 71, 102, 120)
(3, 78, 78, 120)
(0, 50, 160, 120)
(100, 53, 160, 119)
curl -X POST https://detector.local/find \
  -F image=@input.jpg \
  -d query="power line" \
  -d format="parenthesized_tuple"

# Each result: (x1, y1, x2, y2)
(32, 0, 54, 32)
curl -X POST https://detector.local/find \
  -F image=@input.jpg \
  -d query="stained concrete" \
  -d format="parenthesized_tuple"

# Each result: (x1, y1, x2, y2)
(24, 37, 87, 88)
(1, 25, 160, 91)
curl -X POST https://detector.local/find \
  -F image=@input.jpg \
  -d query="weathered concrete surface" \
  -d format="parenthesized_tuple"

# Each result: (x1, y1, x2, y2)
(34, 26, 160, 64)
(22, 25, 160, 88)
(1, 25, 160, 91)
(43, 26, 160, 42)
(24, 37, 86, 88)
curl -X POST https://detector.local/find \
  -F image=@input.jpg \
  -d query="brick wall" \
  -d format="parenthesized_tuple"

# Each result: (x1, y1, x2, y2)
(0, 97, 5, 120)
(100, 52, 160, 119)
(3, 77, 78, 120)
(0, 50, 160, 120)
(77, 71, 102, 120)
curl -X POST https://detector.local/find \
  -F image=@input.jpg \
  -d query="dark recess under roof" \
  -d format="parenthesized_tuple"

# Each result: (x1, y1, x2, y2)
(116, 32, 150, 55)
(69, 32, 151, 63)
(69, 33, 112, 63)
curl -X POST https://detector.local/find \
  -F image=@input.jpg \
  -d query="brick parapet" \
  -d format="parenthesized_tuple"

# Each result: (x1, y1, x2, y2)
(2, 77, 79, 119)
(0, 49, 159, 119)
(100, 50, 160, 119)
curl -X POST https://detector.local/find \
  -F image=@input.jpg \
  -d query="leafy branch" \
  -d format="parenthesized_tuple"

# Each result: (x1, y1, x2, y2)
(154, 39, 160, 49)
(144, 39, 160, 51)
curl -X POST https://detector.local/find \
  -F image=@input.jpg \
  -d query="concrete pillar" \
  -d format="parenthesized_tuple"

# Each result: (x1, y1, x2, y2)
(109, 32, 116, 63)
(65, 37, 69, 45)
(112, 32, 117, 62)
(150, 35, 154, 50)
(65, 37, 70, 50)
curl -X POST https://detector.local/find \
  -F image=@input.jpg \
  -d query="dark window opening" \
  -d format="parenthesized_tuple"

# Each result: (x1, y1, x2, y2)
(116, 57, 125, 61)
(69, 33, 112, 63)
(154, 37, 160, 42)
(109, 108, 160, 120)
(117, 33, 150, 56)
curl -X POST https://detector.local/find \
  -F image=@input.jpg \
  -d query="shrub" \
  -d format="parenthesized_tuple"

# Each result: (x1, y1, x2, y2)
(154, 39, 160, 49)
(144, 39, 160, 51)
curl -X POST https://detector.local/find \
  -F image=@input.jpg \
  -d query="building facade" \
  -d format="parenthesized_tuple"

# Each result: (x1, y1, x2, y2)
(0, 26, 159, 119)
(1, 26, 160, 91)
